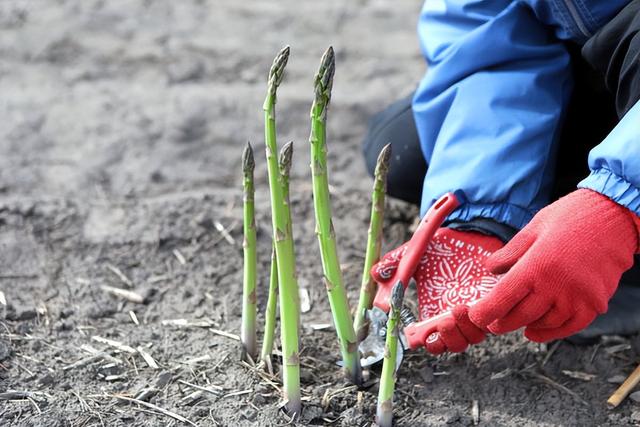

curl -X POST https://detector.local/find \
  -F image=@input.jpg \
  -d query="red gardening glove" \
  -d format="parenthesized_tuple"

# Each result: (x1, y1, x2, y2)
(372, 227, 504, 354)
(469, 189, 640, 342)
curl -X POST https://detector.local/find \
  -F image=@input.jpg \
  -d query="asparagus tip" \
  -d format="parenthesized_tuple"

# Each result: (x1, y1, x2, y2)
(279, 141, 294, 176)
(390, 281, 404, 311)
(376, 143, 392, 169)
(268, 45, 290, 92)
(242, 141, 255, 174)
(313, 46, 336, 115)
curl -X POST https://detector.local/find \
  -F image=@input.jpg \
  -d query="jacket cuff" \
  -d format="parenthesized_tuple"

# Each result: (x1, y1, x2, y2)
(578, 167, 640, 216)
(440, 202, 534, 231)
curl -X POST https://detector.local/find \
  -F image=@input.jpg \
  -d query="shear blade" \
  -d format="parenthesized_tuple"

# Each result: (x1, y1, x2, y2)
(357, 307, 405, 370)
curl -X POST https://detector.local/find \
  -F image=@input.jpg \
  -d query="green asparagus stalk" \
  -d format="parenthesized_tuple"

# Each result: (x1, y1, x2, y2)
(260, 141, 293, 373)
(278, 141, 294, 229)
(241, 142, 257, 362)
(376, 281, 404, 427)
(354, 143, 391, 341)
(309, 46, 361, 385)
(263, 47, 301, 416)
(260, 247, 278, 372)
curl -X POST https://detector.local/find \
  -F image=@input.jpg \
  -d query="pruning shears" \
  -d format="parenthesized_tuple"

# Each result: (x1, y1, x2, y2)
(359, 192, 464, 368)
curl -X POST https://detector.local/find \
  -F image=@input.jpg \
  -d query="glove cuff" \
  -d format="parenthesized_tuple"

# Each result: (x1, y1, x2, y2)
(576, 189, 640, 254)
(437, 227, 505, 254)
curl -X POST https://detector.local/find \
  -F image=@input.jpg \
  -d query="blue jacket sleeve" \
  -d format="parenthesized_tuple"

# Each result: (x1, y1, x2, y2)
(414, 0, 573, 229)
(578, 100, 640, 215)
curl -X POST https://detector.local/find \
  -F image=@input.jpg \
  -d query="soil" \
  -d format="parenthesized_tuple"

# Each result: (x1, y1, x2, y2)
(1, 1, 639, 426)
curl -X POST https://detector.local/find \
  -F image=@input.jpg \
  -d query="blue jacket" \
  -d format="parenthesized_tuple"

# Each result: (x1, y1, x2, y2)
(414, 0, 639, 229)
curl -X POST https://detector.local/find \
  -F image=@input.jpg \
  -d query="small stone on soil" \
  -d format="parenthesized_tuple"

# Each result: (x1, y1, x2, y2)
(38, 373, 55, 387)
(340, 407, 366, 427)
(300, 368, 315, 383)
(59, 308, 74, 319)
(87, 303, 117, 319)
(54, 320, 74, 331)
(6, 304, 37, 321)
(240, 407, 257, 421)
(15, 322, 32, 334)
(251, 393, 266, 405)
(150, 170, 165, 183)
(444, 409, 461, 424)
(419, 365, 434, 383)
(0, 340, 11, 361)
(607, 374, 627, 384)
(301, 404, 323, 423)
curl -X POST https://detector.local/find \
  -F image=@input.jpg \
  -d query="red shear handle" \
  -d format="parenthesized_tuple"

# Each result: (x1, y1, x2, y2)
(404, 314, 445, 350)
(405, 299, 484, 350)
(372, 192, 461, 312)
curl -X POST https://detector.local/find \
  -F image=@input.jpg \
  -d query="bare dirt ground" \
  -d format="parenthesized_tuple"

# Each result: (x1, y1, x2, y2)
(1, 1, 640, 426)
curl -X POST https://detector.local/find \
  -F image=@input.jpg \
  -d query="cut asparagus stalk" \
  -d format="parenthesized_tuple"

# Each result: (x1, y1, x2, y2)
(354, 143, 391, 341)
(260, 141, 293, 372)
(309, 46, 361, 385)
(376, 281, 404, 427)
(263, 47, 301, 416)
(241, 142, 257, 361)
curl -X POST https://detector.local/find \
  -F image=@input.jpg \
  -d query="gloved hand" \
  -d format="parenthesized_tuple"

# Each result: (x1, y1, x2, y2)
(469, 189, 640, 342)
(371, 227, 504, 354)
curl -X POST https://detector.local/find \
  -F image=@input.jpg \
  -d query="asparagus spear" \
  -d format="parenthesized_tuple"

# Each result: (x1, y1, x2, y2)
(260, 248, 278, 373)
(376, 281, 404, 427)
(241, 142, 257, 361)
(260, 141, 294, 373)
(354, 143, 391, 341)
(309, 46, 361, 385)
(263, 47, 301, 416)
(279, 141, 294, 231)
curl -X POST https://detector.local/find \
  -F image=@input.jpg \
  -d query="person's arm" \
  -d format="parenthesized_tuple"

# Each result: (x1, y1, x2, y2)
(375, 0, 575, 354)
(582, 0, 640, 119)
(468, 2, 640, 342)
(382, 0, 636, 353)
(414, 0, 572, 230)
(577, 101, 640, 215)
(579, 0, 640, 213)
